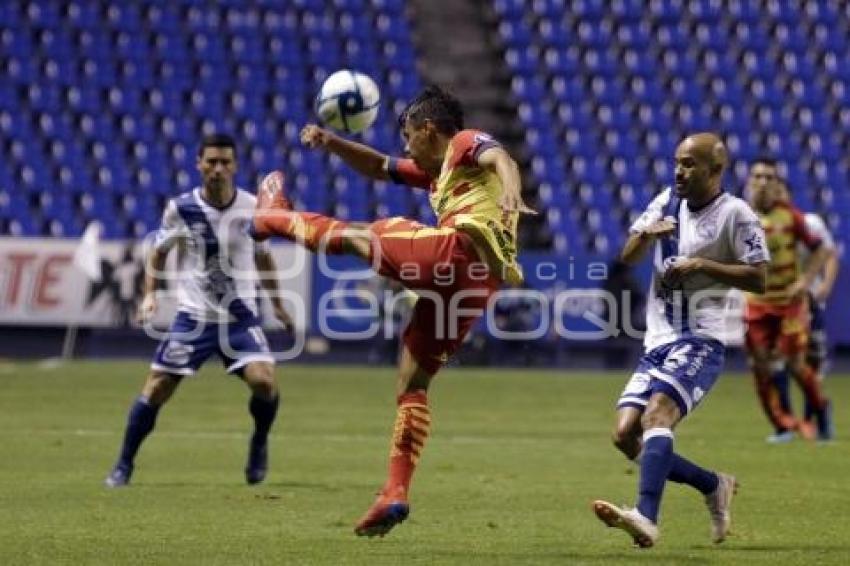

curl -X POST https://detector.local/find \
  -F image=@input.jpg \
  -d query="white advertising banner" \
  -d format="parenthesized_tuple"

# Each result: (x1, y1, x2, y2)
(0, 237, 311, 329)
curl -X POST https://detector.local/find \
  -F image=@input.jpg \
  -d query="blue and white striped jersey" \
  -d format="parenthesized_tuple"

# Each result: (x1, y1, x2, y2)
(154, 187, 268, 322)
(630, 188, 769, 351)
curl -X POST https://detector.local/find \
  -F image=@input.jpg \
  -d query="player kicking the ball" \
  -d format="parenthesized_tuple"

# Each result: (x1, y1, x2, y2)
(252, 86, 532, 536)
(593, 133, 768, 547)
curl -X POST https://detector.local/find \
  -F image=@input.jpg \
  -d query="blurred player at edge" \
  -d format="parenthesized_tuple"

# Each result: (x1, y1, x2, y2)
(767, 178, 839, 442)
(105, 134, 292, 488)
(744, 158, 833, 442)
(252, 85, 532, 537)
(592, 133, 768, 548)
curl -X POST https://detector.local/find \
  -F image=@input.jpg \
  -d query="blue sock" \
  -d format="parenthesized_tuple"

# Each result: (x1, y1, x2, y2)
(117, 396, 160, 469)
(668, 453, 719, 495)
(249, 394, 279, 447)
(636, 428, 674, 523)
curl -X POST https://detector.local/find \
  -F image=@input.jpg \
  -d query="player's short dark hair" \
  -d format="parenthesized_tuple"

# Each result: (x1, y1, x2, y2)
(198, 133, 237, 158)
(399, 85, 464, 135)
(752, 156, 777, 169)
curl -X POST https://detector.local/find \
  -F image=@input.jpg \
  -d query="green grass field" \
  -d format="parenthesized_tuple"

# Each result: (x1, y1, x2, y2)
(0, 361, 847, 565)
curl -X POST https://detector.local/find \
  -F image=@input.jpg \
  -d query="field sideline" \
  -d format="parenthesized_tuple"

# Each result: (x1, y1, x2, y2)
(1, 361, 848, 565)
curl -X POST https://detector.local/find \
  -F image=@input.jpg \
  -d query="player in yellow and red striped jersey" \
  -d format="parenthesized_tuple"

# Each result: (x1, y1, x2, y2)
(744, 158, 834, 441)
(250, 85, 533, 537)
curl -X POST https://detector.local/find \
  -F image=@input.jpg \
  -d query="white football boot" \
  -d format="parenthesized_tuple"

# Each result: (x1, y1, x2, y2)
(704, 472, 738, 543)
(593, 500, 659, 548)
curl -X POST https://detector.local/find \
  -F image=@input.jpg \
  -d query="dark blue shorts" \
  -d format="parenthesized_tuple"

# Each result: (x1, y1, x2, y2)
(151, 312, 274, 376)
(617, 337, 725, 417)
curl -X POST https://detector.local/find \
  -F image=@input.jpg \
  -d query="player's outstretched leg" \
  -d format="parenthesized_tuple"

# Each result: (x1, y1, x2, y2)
(251, 170, 353, 255)
(355, 349, 433, 538)
(105, 396, 160, 487)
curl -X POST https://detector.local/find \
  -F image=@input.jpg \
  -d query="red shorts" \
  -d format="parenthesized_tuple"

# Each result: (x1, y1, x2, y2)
(744, 297, 810, 356)
(369, 217, 500, 375)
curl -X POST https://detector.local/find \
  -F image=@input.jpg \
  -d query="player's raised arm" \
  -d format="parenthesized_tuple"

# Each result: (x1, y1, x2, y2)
(300, 124, 391, 181)
(478, 146, 535, 215)
(620, 220, 676, 265)
(620, 189, 675, 265)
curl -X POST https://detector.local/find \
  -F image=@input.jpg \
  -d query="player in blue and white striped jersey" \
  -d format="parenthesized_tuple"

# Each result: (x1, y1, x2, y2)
(105, 134, 291, 488)
(592, 133, 769, 548)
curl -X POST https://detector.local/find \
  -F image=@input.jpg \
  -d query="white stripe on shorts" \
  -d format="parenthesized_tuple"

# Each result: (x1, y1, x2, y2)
(618, 396, 648, 407)
(648, 367, 693, 412)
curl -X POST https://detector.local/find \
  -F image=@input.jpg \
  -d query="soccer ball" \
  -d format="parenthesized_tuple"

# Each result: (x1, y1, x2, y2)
(314, 70, 380, 134)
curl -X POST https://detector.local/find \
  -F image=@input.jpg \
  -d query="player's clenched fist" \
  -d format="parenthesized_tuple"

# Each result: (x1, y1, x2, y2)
(300, 124, 334, 149)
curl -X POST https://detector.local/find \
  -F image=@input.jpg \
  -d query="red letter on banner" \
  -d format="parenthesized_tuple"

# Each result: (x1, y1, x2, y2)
(4, 253, 37, 306)
(34, 255, 72, 309)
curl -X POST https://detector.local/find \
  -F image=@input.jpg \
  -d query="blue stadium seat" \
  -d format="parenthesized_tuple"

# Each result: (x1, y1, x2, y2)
(2, 0, 847, 251)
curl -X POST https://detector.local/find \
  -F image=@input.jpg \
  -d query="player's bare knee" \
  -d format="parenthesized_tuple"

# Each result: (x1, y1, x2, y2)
(640, 404, 678, 431)
(243, 363, 278, 400)
(611, 427, 639, 457)
(143, 372, 180, 405)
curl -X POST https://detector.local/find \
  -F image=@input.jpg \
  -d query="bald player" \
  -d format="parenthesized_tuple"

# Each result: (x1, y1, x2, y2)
(592, 134, 769, 548)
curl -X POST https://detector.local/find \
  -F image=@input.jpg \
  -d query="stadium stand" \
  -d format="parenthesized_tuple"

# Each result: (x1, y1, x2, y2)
(493, 0, 849, 256)
(0, 0, 425, 239)
(1, 0, 848, 261)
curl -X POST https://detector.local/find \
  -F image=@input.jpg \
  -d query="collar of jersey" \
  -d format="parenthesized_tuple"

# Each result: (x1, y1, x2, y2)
(686, 189, 724, 213)
(196, 187, 238, 210)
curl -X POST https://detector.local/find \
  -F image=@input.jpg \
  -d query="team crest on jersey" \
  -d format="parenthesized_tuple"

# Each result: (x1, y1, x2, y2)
(744, 233, 763, 252)
(696, 208, 720, 239)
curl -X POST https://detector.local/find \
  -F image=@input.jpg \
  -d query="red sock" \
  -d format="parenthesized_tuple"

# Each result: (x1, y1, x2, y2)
(754, 373, 797, 431)
(384, 390, 430, 500)
(794, 364, 827, 411)
(257, 211, 349, 254)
